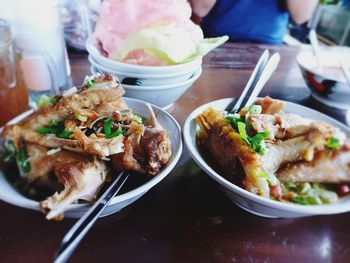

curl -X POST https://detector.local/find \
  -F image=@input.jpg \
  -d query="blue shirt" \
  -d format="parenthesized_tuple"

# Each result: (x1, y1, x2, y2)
(201, 0, 289, 44)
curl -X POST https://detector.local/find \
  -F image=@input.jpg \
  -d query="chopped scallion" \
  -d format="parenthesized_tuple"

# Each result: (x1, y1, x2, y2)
(36, 120, 73, 139)
(86, 80, 94, 88)
(104, 118, 125, 139)
(248, 131, 270, 156)
(237, 121, 250, 145)
(132, 116, 143, 124)
(75, 111, 88, 122)
(247, 105, 262, 114)
(17, 146, 30, 174)
(326, 137, 341, 150)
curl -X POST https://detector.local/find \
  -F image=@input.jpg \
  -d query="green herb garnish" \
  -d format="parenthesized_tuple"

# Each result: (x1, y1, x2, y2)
(36, 95, 59, 109)
(247, 105, 262, 114)
(86, 80, 94, 88)
(326, 137, 341, 149)
(237, 121, 250, 145)
(36, 95, 51, 109)
(50, 97, 58, 105)
(132, 116, 143, 124)
(36, 120, 73, 139)
(75, 111, 88, 122)
(225, 114, 244, 129)
(58, 130, 74, 139)
(253, 171, 278, 186)
(103, 118, 126, 139)
(17, 146, 30, 174)
(226, 109, 269, 156)
(287, 182, 338, 205)
(0, 141, 17, 163)
(248, 131, 270, 156)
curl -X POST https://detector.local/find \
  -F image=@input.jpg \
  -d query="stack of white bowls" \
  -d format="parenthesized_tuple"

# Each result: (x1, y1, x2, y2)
(86, 37, 202, 109)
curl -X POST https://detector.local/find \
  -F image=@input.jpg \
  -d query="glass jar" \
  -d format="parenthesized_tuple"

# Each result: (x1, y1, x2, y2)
(0, 0, 72, 103)
(0, 19, 28, 126)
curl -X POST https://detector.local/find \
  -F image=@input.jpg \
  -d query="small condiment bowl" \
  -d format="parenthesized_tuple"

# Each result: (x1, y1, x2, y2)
(296, 46, 350, 110)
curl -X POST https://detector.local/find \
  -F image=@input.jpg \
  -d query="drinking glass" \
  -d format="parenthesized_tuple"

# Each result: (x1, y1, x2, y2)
(0, 0, 72, 103)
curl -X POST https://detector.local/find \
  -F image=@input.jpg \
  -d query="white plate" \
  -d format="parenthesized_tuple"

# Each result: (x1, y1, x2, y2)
(183, 98, 350, 218)
(0, 97, 183, 218)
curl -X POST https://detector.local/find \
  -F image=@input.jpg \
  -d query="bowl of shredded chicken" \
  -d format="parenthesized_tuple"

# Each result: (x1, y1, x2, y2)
(184, 96, 350, 218)
(0, 74, 182, 220)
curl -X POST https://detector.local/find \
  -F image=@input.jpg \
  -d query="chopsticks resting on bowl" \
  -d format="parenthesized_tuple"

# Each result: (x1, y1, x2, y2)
(226, 49, 280, 113)
(53, 171, 130, 263)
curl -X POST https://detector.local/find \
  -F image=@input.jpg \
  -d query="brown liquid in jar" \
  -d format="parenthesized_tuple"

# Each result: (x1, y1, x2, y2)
(0, 20, 29, 127)
(0, 57, 29, 126)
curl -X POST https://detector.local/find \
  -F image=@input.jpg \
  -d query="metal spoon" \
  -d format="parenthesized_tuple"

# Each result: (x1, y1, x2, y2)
(243, 52, 280, 108)
(341, 59, 350, 87)
(309, 29, 322, 68)
(226, 49, 280, 113)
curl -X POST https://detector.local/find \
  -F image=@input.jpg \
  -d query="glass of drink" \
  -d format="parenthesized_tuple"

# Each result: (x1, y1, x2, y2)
(0, 19, 29, 126)
(0, 0, 72, 103)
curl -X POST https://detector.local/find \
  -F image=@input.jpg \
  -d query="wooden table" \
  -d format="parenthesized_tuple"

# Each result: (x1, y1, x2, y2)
(1, 43, 350, 263)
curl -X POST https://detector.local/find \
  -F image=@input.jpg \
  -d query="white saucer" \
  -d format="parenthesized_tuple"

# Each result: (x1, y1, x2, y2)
(311, 92, 350, 110)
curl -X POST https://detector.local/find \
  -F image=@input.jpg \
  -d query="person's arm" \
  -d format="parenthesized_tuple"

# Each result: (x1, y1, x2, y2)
(286, 0, 318, 24)
(189, 0, 217, 18)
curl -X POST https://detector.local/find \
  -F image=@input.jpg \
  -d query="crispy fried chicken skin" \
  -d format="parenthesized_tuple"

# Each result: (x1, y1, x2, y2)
(111, 104, 172, 176)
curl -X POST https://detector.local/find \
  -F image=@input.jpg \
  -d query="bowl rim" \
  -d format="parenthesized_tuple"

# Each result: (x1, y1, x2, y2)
(183, 97, 350, 216)
(86, 36, 202, 72)
(121, 67, 202, 90)
(88, 55, 202, 79)
(296, 46, 350, 85)
(0, 97, 183, 213)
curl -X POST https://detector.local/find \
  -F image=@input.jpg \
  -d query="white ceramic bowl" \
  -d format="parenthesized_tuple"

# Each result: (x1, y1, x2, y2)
(296, 46, 350, 110)
(91, 66, 202, 109)
(86, 36, 202, 75)
(0, 97, 182, 218)
(89, 55, 199, 86)
(121, 67, 202, 109)
(184, 98, 350, 218)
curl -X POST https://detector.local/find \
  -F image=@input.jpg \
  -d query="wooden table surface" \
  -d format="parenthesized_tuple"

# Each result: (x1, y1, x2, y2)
(1, 43, 350, 263)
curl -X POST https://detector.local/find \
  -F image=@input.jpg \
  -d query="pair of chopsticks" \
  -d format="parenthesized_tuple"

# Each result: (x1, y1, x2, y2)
(54, 171, 129, 263)
(226, 49, 280, 113)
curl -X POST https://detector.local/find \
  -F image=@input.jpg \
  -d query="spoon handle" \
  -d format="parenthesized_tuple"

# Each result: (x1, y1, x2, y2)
(309, 30, 321, 68)
(228, 49, 270, 113)
(341, 60, 350, 87)
(243, 53, 281, 108)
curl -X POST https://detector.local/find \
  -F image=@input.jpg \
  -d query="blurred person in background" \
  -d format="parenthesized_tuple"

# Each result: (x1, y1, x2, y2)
(189, 0, 318, 44)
